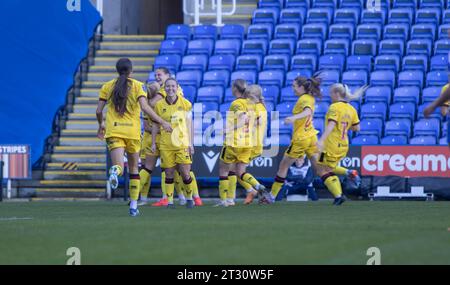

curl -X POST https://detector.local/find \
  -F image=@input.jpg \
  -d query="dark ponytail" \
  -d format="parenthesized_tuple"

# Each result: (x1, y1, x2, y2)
(112, 58, 133, 116)
(294, 74, 323, 99)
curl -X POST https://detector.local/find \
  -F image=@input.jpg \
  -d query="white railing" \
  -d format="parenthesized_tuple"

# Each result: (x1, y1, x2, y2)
(183, 0, 237, 27)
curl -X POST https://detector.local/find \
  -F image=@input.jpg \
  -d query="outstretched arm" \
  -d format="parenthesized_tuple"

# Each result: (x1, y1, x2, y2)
(96, 100, 107, 140)
(424, 87, 450, 117)
(284, 108, 312, 124)
(138, 97, 172, 132)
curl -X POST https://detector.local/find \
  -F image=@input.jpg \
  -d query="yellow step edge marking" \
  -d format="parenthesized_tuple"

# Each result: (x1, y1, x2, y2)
(52, 154, 104, 157)
(47, 163, 105, 167)
(40, 180, 105, 184)
(54, 146, 103, 149)
(66, 121, 97, 125)
(59, 138, 100, 141)
(37, 189, 105, 193)
(45, 171, 104, 175)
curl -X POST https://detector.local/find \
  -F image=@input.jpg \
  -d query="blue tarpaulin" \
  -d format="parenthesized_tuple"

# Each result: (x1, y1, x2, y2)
(0, 0, 101, 163)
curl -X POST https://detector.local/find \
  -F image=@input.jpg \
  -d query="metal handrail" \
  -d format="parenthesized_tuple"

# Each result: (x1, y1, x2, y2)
(183, 0, 237, 26)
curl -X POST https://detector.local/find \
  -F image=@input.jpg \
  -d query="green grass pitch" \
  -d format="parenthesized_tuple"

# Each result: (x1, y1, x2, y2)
(0, 200, 449, 265)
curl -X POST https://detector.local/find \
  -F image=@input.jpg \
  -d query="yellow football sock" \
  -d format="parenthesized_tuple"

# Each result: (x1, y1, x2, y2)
(174, 171, 185, 198)
(139, 168, 152, 198)
(238, 178, 254, 192)
(241, 172, 260, 188)
(228, 172, 237, 199)
(161, 171, 167, 198)
(219, 177, 228, 201)
(183, 176, 194, 200)
(190, 171, 200, 198)
(129, 174, 141, 201)
(323, 174, 342, 198)
(166, 178, 175, 204)
(270, 175, 286, 198)
(333, 166, 348, 176)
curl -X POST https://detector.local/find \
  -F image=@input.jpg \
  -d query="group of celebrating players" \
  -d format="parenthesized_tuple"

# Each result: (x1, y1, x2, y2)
(96, 57, 450, 217)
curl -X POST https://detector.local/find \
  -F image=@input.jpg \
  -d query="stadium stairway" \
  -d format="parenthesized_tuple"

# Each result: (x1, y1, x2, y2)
(15, 35, 163, 199)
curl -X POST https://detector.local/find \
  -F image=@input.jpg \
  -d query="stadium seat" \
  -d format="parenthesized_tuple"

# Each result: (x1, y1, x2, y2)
(389, 102, 416, 121)
(434, 39, 450, 55)
(352, 39, 377, 56)
(346, 55, 373, 72)
(277, 134, 293, 146)
(438, 24, 450, 39)
(314, 117, 324, 135)
(370, 70, 396, 89)
(197, 102, 220, 113)
(414, 119, 440, 137)
(219, 102, 232, 116)
(247, 24, 274, 40)
(381, 135, 408, 145)
(276, 102, 296, 118)
(258, 0, 284, 8)
(269, 39, 296, 55)
(180, 86, 197, 103)
(176, 70, 202, 88)
(417, 103, 442, 120)
(263, 54, 290, 71)
(296, 39, 323, 54)
(215, 39, 241, 56)
(241, 39, 268, 56)
(439, 136, 448, 145)
(154, 54, 181, 72)
(281, 86, 296, 101)
(313, 0, 338, 8)
(192, 25, 217, 40)
(361, 102, 388, 120)
(410, 136, 437, 145)
(285, 70, 313, 86)
(352, 135, 379, 145)
(422, 86, 442, 103)
(393, 0, 418, 9)
(361, 9, 386, 25)
(307, 8, 334, 24)
(328, 23, 355, 40)
(398, 71, 424, 89)
(291, 54, 317, 70)
(223, 88, 234, 102)
(443, 9, 450, 24)
(319, 54, 346, 71)
(181, 55, 208, 72)
(384, 119, 412, 137)
(319, 70, 341, 85)
(258, 70, 285, 87)
(274, 24, 301, 41)
(342, 70, 368, 86)
(235, 55, 262, 71)
(280, 8, 306, 24)
(324, 39, 350, 55)
(383, 23, 410, 41)
(187, 39, 214, 56)
(208, 55, 235, 71)
(356, 24, 382, 41)
(415, 8, 441, 25)
(301, 23, 328, 39)
(265, 101, 276, 111)
(402, 55, 428, 72)
(159, 39, 187, 56)
(196, 86, 224, 104)
(231, 71, 257, 84)
(419, 0, 443, 9)
(388, 8, 414, 24)
(359, 118, 383, 137)
(411, 24, 437, 41)
(374, 55, 401, 72)
(430, 54, 448, 71)
(334, 8, 360, 25)
(365, 86, 392, 104)
(220, 24, 245, 40)
(166, 24, 191, 41)
(261, 86, 280, 103)
(314, 102, 329, 118)
(341, 0, 365, 8)
(252, 8, 280, 25)
(379, 39, 405, 56)
(407, 39, 432, 56)
(426, 71, 448, 86)
(393, 86, 420, 104)
(202, 70, 230, 87)
(285, 0, 311, 9)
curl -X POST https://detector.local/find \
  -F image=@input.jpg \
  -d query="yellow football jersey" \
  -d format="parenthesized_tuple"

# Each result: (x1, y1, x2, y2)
(254, 102, 267, 147)
(292, 94, 319, 142)
(225, 98, 256, 148)
(324, 101, 360, 156)
(441, 84, 449, 107)
(158, 84, 184, 98)
(99, 78, 147, 140)
(154, 95, 192, 150)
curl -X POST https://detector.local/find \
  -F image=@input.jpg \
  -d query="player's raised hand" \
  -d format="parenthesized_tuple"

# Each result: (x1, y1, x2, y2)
(423, 104, 436, 118)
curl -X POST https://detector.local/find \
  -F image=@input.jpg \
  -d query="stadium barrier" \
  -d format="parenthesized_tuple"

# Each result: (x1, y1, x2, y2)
(0, 161, 3, 202)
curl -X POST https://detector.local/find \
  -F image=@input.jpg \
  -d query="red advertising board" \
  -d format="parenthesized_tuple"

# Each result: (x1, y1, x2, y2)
(361, 146, 450, 178)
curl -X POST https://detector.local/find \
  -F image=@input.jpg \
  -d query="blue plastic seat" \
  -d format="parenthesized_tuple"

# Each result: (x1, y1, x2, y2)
(265, 101, 276, 111)
(406, 39, 432, 56)
(208, 55, 235, 71)
(384, 23, 410, 41)
(422, 86, 442, 103)
(220, 25, 245, 40)
(365, 86, 392, 104)
(313, 0, 338, 8)
(346, 55, 373, 72)
(269, 39, 296, 55)
(415, 8, 441, 25)
(159, 39, 187, 56)
(196, 86, 224, 103)
(261, 86, 280, 103)
(301, 23, 328, 39)
(426, 71, 448, 86)
(281, 86, 296, 100)
(223, 88, 234, 102)
(438, 24, 450, 39)
(181, 55, 208, 72)
(352, 135, 379, 145)
(192, 25, 217, 40)
(361, 9, 386, 25)
(340, 0, 365, 8)
(307, 8, 334, 24)
(319, 70, 341, 85)
(176, 70, 202, 88)
(417, 103, 442, 120)
(285, 0, 311, 8)
(235, 55, 262, 71)
(389, 102, 416, 121)
(443, 9, 450, 24)
(374, 55, 400, 73)
(393, 0, 418, 9)
(393, 86, 420, 104)
(314, 117, 325, 135)
(402, 55, 428, 72)
(291, 54, 317, 70)
(252, 8, 280, 25)
(274, 23, 301, 40)
(440, 136, 448, 145)
(198, 102, 220, 113)
(166, 24, 191, 41)
(410, 136, 437, 145)
(202, 70, 230, 87)
(319, 54, 346, 71)
(215, 39, 241, 56)
(154, 54, 181, 72)
(430, 54, 448, 71)
(381, 135, 408, 145)
(342, 70, 368, 86)
(361, 102, 388, 120)
(296, 39, 323, 54)
(324, 39, 350, 55)
(352, 39, 377, 56)
(334, 8, 360, 25)
(286, 70, 313, 86)
(241, 39, 268, 56)
(220, 102, 232, 116)
(359, 118, 383, 137)
(356, 24, 382, 40)
(329, 24, 355, 40)
(187, 39, 214, 56)
(370, 70, 396, 88)
(280, 8, 306, 24)
(411, 24, 437, 40)
(388, 8, 414, 24)
(398, 71, 424, 88)
(258, 0, 284, 8)
(258, 70, 285, 87)
(419, 0, 443, 9)
(263, 54, 290, 71)
(414, 118, 440, 137)
(379, 39, 405, 56)
(181, 86, 197, 102)
(231, 71, 257, 84)
(434, 39, 450, 55)
(247, 24, 274, 40)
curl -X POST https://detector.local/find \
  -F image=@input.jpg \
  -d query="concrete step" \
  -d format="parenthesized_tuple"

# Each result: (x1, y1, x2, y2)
(80, 88, 100, 97)
(90, 65, 152, 73)
(47, 162, 106, 170)
(100, 42, 161, 51)
(39, 179, 106, 187)
(65, 120, 98, 130)
(87, 72, 148, 82)
(59, 136, 104, 146)
(73, 104, 98, 114)
(75, 96, 98, 104)
(94, 57, 155, 67)
(96, 50, 158, 57)
(44, 170, 105, 180)
(53, 146, 105, 154)
(102, 34, 164, 42)
(82, 81, 104, 89)
(34, 188, 106, 198)
(51, 153, 106, 163)
(68, 113, 97, 120)
(60, 129, 98, 137)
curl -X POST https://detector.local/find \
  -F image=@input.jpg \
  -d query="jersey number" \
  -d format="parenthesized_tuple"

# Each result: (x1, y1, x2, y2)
(341, 122, 348, 140)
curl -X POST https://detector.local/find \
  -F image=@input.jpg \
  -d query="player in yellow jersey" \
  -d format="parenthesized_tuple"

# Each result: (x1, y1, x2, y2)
(153, 78, 197, 209)
(315, 84, 367, 205)
(260, 76, 322, 204)
(424, 82, 450, 147)
(95, 58, 172, 217)
(217, 80, 266, 207)
(439, 83, 449, 117)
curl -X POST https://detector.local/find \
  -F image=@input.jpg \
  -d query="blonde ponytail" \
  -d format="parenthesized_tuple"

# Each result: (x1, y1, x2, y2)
(331, 83, 369, 102)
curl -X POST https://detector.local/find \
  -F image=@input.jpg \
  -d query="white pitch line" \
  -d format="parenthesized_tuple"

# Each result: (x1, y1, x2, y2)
(0, 217, 34, 221)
